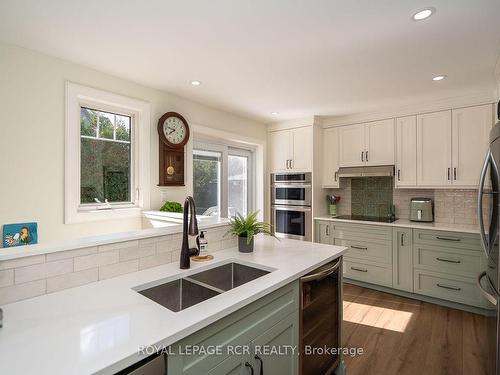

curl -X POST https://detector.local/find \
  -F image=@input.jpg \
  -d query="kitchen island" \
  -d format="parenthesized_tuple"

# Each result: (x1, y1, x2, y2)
(0, 236, 347, 375)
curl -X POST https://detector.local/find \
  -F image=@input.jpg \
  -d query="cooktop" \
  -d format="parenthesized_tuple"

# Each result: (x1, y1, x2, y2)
(334, 215, 397, 223)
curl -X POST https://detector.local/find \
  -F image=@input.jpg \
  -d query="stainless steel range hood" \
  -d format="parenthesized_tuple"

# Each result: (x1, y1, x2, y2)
(337, 165, 394, 178)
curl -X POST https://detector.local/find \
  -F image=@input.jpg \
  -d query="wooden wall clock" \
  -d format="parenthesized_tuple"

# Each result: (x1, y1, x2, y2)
(158, 112, 190, 186)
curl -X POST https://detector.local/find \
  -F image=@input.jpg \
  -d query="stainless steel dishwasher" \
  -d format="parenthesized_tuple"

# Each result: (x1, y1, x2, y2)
(299, 257, 343, 375)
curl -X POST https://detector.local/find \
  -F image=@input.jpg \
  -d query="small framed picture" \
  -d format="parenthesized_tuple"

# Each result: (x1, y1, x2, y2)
(2, 223, 38, 247)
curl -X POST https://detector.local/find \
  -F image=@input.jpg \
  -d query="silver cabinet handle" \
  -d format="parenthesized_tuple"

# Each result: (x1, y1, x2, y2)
(436, 257, 461, 264)
(350, 245, 368, 250)
(365, 151, 368, 162)
(436, 236, 461, 242)
(453, 167, 457, 180)
(436, 283, 461, 291)
(361, 151, 364, 162)
(334, 171, 338, 181)
(351, 266, 368, 272)
(397, 169, 401, 181)
(400, 233, 405, 246)
(290, 159, 293, 169)
(326, 225, 330, 236)
(254, 355, 263, 375)
(447, 168, 451, 181)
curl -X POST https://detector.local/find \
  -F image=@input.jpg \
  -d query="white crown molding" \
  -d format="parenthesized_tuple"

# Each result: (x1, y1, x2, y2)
(266, 116, 316, 132)
(319, 89, 496, 128)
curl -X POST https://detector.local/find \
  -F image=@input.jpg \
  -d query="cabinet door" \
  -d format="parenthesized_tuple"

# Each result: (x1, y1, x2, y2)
(315, 221, 333, 244)
(323, 128, 339, 187)
(392, 228, 413, 292)
(452, 104, 493, 187)
(291, 126, 312, 171)
(365, 119, 395, 166)
(205, 355, 243, 375)
(395, 116, 417, 187)
(416, 111, 452, 186)
(269, 130, 291, 172)
(338, 124, 365, 167)
(251, 312, 299, 375)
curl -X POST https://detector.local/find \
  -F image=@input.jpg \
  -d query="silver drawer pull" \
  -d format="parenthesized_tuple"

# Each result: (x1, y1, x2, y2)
(436, 236, 461, 242)
(350, 245, 368, 250)
(436, 283, 461, 291)
(436, 257, 461, 264)
(350, 267, 368, 273)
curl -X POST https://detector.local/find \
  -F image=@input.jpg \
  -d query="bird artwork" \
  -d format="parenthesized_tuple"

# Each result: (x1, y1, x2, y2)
(2, 223, 37, 247)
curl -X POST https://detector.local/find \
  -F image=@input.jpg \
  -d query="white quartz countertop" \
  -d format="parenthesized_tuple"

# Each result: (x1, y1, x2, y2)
(314, 216, 480, 234)
(0, 217, 230, 261)
(0, 237, 347, 375)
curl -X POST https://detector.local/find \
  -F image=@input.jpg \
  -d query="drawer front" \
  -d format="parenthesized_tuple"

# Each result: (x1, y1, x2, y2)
(344, 259, 393, 287)
(335, 238, 392, 264)
(414, 270, 486, 307)
(413, 229, 482, 251)
(414, 245, 485, 277)
(333, 223, 393, 242)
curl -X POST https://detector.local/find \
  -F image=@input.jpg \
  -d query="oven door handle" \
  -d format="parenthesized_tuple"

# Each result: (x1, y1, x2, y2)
(300, 259, 341, 282)
(272, 205, 312, 212)
(273, 184, 312, 189)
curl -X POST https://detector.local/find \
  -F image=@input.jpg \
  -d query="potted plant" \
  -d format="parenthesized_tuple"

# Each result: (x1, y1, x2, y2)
(226, 211, 276, 253)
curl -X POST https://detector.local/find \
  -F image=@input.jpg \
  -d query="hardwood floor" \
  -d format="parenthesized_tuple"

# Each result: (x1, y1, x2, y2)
(342, 283, 491, 375)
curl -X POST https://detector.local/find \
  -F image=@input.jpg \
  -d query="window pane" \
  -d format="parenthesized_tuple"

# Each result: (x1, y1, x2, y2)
(116, 115, 130, 141)
(80, 108, 97, 137)
(228, 154, 248, 217)
(80, 108, 131, 204)
(98, 112, 114, 139)
(193, 150, 221, 216)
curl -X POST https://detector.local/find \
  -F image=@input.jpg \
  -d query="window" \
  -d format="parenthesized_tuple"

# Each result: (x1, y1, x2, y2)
(65, 82, 150, 224)
(193, 142, 254, 218)
(80, 108, 132, 205)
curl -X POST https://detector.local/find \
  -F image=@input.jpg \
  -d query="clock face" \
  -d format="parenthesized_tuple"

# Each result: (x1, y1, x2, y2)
(163, 116, 187, 145)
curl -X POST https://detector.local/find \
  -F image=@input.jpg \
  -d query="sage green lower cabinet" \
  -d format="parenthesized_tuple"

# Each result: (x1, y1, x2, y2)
(392, 227, 413, 292)
(167, 281, 299, 375)
(315, 220, 334, 245)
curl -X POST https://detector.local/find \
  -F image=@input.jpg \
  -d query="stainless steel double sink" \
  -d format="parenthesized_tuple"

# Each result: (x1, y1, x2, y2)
(135, 262, 272, 312)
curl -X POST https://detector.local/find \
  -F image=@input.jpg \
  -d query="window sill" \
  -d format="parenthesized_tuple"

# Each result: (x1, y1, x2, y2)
(65, 207, 142, 224)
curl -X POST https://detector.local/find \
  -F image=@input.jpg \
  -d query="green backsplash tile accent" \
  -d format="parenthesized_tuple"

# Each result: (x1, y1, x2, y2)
(351, 177, 393, 217)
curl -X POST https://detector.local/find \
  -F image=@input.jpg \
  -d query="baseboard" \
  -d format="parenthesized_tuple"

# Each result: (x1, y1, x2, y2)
(344, 278, 494, 316)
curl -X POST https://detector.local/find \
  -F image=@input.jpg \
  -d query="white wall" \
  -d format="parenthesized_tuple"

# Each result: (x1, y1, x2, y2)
(0, 43, 266, 243)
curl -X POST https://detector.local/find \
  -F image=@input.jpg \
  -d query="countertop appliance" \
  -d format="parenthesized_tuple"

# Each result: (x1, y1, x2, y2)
(477, 118, 500, 375)
(410, 198, 434, 222)
(271, 172, 312, 241)
(300, 258, 343, 375)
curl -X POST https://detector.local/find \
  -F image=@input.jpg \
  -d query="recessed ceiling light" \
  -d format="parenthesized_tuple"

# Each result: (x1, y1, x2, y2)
(412, 7, 435, 21)
(271, 112, 279, 115)
(190, 80, 201, 86)
(432, 75, 446, 81)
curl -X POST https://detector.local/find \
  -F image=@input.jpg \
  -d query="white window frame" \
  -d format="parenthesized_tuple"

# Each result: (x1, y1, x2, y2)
(65, 82, 150, 224)
(193, 139, 256, 218)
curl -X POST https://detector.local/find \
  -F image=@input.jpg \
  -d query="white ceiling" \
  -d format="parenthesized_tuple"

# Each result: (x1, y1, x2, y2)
(0, 0, 499, 123)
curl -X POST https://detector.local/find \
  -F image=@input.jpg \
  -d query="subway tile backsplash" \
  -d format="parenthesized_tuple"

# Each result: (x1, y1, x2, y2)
(327, 178, 482, 225)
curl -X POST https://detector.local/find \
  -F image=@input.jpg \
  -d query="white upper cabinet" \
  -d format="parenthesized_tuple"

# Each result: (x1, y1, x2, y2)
(269, 129, 291, 172)
(323, 127, 339, 187)
(416, 110, 452, 187)
(338, 120, 395, 167)
(291, 126, 313, 171)
(396, 116, 417, 187)
(338, 124, 365, 167)
(452, 104, 493, 187)
(268, 126, 312, 172)
(365, 119, 395, 166)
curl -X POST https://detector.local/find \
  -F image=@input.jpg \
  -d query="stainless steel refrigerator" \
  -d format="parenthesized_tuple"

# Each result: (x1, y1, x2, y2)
(478, 119, 500, 375)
